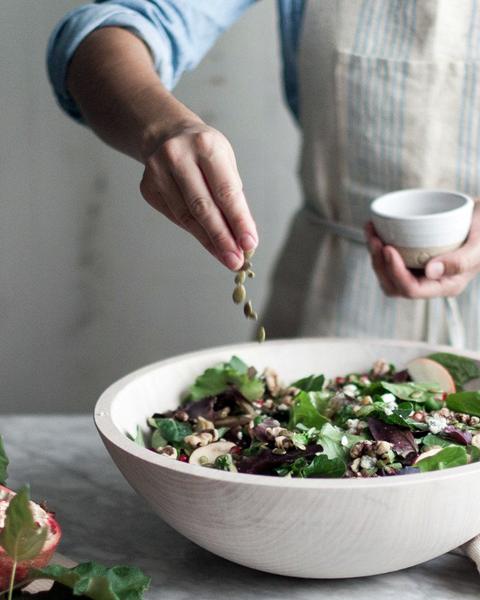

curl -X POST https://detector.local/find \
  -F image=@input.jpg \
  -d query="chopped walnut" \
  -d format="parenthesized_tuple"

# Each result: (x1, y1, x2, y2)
(372, 359, 390, 377)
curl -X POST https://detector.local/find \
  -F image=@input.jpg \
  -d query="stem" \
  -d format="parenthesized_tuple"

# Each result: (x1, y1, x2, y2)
(7, 561, 16, 600)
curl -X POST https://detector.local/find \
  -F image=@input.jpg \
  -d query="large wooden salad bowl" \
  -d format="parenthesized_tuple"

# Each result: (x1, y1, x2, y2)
(94, 338, 480, 578)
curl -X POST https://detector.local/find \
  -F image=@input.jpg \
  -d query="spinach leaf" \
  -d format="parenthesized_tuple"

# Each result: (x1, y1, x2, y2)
(447, 391, 480, 417)
(128, 426, 145, 448)
(302, 454, 346, 478)
(291, 374, 325, 392)
(0, 435, 8, 484)
(381, 381, 439, 403)
(151, 429, 167, 450)
(415, 446, 468, 472)
(34, 562, 151, 600)
(316, 423, 364, 460)
(151, 418, 192, 444)
(187, 356, 264, 402)
(0, 486, 48, 562)
(429, 352, 480, 387)
(421, 434, 453, 449)
(289, 391, 329, 429)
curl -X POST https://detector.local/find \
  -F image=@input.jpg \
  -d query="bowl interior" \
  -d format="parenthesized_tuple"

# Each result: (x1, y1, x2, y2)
(371, 189, 470, 219)
(99, 338, 480, 446)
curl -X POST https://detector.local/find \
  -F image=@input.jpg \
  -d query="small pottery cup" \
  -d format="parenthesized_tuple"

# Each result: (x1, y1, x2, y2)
(370, 189, 474, 268)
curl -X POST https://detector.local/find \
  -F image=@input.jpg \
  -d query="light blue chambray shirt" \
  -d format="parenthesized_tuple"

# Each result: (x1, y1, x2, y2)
(47, 0, 306, 122)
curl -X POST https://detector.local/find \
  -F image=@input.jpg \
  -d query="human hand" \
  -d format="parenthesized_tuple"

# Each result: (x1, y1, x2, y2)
(140, 120, 257, 271)
(365, 201, 480, 299)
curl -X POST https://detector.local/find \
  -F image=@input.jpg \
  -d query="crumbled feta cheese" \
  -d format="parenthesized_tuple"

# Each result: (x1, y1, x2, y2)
(360, 455, 377, 470)
(341, 435, 349, 447)
(343, 384, 359, 398)
(426, 414, 447, 435)
(381, 393, 398, 415)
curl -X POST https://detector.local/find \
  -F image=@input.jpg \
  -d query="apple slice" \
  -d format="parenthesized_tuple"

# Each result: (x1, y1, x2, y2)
(407, 357, 456, 394)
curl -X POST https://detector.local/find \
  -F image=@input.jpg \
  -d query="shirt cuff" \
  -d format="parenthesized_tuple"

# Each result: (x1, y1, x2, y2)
(47, 5, 174, 122)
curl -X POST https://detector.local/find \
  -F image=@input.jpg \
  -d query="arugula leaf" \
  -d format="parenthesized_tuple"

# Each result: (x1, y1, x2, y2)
(381, 381, 440, 403)
(415, 446, 468, 472)
(34, 562, 151, 600)
(151, 418, 192, 444)
(429, 352, 480, 387)
(0, 486, 48, 562)
(187, 357, 264, 402)
(291, 374, 325, 392)
(289, 391, 329, 429)
(0, 435, 8, 484)
(421, 434, 453, 449)
(128, 426, 145, 448)
(447, 391, 480, 417)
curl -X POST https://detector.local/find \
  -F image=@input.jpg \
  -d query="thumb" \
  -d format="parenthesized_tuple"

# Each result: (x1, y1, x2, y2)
(425, 244, 477, 279)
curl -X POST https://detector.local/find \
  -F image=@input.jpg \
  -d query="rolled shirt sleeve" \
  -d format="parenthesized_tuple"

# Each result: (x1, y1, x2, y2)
(47, 0, 255, 121)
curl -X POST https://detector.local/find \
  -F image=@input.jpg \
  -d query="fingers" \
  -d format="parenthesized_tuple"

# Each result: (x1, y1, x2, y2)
(169, 157, 244, 270)
(365, 224, 398, 296)
(196, 139, 258, 252)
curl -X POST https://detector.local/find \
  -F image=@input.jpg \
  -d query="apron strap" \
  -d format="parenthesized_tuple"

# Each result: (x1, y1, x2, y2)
(302, 207, 466, 349)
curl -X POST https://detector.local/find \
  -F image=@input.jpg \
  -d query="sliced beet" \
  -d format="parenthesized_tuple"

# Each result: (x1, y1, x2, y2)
(443, 425, 472, 446)
(368, 417, 418, 459)
(237, 444, 322, 475)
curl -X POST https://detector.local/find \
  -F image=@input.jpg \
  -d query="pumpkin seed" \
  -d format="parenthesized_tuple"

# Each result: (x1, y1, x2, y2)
(242, 260, 252, 271)
(250, 310, 258, 321)
(256, 326, 266, 343)
(244, 248, 255, 260)
(235, 271, 246, 284)
(233, 284, 246, 304)
(244, 300, 253, 318)
(247, 270, 255, 278)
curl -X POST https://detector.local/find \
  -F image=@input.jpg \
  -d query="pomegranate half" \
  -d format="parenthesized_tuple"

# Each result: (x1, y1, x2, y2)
(0, 484, 61, 589)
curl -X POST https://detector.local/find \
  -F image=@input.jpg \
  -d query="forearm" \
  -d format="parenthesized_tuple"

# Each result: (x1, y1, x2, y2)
(66, 27, 202, 162)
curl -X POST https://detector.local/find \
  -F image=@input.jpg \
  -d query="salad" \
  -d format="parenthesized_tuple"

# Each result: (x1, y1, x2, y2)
(136, 352, 480, 478)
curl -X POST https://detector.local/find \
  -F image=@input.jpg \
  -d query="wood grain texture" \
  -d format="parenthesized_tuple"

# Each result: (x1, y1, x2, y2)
(94, 337, 480, 578)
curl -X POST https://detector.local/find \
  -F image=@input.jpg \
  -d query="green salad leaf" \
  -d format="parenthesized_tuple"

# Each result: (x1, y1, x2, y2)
(415, 446, 468, 472)
(34, 563, 151, 600)
(421, 434, 453, 449)
(187, 356, 264, 402)
(291, 374, 325, 392)
(316, 423, 364, 460)
(128, 426, 145, 448)
(150, 418, 192, 444)
(289, 391, 329, 429)
(428, 352, 480, 387)
(0, 435, 9, 484)
(0, 486, 48, 562)
(381, 381, 440, 403)
(302, 454, 346, 478)
(446, 391, 480, 417)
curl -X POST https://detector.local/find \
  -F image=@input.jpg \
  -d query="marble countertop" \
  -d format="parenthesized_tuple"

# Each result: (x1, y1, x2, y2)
(2, 415, 480, 599)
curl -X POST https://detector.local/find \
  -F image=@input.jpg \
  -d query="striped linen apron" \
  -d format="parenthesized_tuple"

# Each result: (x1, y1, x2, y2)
(264, 0, 480, 349)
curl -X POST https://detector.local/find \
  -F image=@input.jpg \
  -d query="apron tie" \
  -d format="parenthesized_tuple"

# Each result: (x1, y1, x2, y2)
(302, 207, 466, 349)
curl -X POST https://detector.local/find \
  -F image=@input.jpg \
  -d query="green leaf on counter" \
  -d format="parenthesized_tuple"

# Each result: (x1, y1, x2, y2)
(34, 562, 151, 600)
(0, 435, 9, 484)
(291, 374, 325, 392)
(428, 352, 480, 387)
(447, 391, 480, 417)
(187, 356, 264, 403)
(289, 391, 329, 429)
(0, 486, 47, 562)
(415, 446, 468, 472)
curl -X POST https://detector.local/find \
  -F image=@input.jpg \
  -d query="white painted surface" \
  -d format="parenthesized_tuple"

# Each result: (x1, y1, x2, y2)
(0, 1, 300, 413)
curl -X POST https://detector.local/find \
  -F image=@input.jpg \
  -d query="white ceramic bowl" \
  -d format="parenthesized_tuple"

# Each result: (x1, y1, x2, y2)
(94, 338, 480, 578)
(370, 189, 473, 268)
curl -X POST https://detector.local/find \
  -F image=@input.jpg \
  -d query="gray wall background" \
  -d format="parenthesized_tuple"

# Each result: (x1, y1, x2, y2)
(1, 1, 301, 413)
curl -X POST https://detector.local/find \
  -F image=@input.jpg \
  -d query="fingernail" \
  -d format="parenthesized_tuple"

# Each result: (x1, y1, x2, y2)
(223, 251, 241, 270)
(239, 233, 256, 251)
(427, 261, 445, 280)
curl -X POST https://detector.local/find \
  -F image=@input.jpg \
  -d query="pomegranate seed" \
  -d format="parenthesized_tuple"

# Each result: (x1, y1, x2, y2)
(179, 454, 188, 462)
(442, 392, 448, 401)
(256, 399, 265, 406)
(230, 446, 241, 454)
(335, 376, 345, 385)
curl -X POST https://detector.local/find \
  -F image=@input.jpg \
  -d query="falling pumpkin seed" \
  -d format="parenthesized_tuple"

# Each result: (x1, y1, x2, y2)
(244, 248, 255, 260)
(247, 270, 255, 279)
(233, 284, 246, 304)
(244, 300, 253, 318)
(250, 310, 258, 321)
(235, 271, 246, 284)
(256, 326, 266, 343)
(242, 260, 252, 271)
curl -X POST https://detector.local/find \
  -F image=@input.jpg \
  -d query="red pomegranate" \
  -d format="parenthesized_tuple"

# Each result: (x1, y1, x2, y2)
(0, 484, 61, 590)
